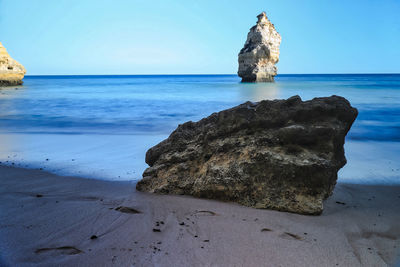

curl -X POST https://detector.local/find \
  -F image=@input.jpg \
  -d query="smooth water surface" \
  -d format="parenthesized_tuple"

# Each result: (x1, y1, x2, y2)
(0, 74, 399, 183)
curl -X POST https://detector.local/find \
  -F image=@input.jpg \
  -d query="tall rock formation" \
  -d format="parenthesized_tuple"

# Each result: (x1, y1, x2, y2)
(0, 42, 26, 86)
(238, 12, 281, 82)
(136, 95, 358, 215)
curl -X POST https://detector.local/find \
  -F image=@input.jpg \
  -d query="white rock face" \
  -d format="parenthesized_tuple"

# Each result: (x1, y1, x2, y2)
(0, 42, 26, 86)
(238, 12, 281, 82)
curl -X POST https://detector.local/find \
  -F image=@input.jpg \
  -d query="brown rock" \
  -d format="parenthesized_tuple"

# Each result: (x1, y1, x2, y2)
(0, 42, 26, 86)
(136, 95, 358, 215)
(238, 12, 281, 82)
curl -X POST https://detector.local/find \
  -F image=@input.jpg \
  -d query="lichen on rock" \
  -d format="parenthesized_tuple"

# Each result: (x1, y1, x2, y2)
(238, 12, 281, 82)
(136, 95, 358, 215)
(0, 42, 26, 86)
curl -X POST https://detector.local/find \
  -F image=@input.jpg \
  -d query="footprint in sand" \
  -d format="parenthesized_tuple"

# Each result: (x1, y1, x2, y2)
(260, 228, 303, 241)
(261, 228, 273, 232)
(35, 246, 82, 255)
(280, 232, 304, 240)
(194, 210, 217, 216)
(114, 206, 141, 214)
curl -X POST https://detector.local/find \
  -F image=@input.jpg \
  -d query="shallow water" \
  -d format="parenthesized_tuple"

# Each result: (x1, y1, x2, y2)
(0, 74, 399, 183)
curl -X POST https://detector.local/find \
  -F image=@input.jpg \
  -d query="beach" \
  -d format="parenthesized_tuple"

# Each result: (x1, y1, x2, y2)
(1, 0, 400, 265)
(1, 75, 400, 266)
(1, 165, 399, 266)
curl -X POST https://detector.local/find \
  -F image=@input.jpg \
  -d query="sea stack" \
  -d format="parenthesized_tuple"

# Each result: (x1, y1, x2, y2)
(137, 95, 358, 215)
(0, 42, 26, 86)
(238, 12, 281, 82)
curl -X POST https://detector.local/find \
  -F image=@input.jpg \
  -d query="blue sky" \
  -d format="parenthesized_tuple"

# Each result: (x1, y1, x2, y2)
(1, 0, 399, 75)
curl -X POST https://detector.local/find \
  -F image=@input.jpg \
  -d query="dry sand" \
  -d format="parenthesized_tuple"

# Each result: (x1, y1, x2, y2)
(0, 165, 399, 267)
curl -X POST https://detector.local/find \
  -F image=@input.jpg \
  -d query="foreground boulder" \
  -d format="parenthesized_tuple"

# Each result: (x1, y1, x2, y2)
(238, 12, 281, 82)
(137, 96, 358, 215)
(0, 42, 26, 86)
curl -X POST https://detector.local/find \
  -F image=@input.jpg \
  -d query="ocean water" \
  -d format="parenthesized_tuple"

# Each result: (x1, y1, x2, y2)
(0, 74, 399, 184)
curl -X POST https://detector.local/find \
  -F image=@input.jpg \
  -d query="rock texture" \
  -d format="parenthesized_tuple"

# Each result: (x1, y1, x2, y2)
(137, 95, 358, 215)
(238, 12, 281, 82)
(0, 42, 26, 86)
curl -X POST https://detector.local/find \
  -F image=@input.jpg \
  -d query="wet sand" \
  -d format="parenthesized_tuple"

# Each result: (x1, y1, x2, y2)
(0, 165, 399, 266)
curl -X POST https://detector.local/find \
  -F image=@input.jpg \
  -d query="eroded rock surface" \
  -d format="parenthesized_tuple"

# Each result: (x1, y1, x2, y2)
(0, 42, 26, 86)
(137, 96, 358, 215)
(238, 12, 281, 82)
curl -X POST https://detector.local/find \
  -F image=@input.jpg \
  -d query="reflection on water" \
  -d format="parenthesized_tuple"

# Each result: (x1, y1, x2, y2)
(0, 134, 15, 159)
(239, 82, 280, 101)
(0, 74, 399, 183)
(0, 133, 164, 181)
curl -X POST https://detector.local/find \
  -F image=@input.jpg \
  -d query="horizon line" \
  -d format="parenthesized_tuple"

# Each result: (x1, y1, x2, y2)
(24, 73, 400, 77)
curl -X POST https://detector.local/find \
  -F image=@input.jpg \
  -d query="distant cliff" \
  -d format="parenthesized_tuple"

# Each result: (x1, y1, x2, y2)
(0, 42, 26, 86)
(238, 12, 281, 82)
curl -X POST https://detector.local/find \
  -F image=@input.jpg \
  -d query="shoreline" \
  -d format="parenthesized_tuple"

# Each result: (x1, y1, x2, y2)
(1, 134, 400, 186)
(0, 165, 399, 266)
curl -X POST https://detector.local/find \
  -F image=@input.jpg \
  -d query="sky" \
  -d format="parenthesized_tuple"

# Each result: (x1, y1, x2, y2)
(0, 0, 399, 75)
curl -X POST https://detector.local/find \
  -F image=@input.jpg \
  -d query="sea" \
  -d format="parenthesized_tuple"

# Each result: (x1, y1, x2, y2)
(0, 74, 399, 184)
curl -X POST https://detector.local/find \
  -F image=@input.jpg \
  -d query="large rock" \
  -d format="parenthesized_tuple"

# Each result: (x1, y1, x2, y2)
(0, 42, 26, 86)
(238, 12, 281, 82)
(137, 96, 358, 215)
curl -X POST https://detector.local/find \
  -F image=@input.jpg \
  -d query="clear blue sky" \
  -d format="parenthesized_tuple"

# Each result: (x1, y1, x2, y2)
(1, 0, 399, 75)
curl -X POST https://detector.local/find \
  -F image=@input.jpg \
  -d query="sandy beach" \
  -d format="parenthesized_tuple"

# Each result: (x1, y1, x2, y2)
(1, 0, 400, 266)
(0, 165, 399, 266)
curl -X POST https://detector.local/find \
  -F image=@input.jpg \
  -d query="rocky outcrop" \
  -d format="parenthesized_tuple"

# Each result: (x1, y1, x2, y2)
(137, 95, 358, 215)
(238, 12, 281, 82)
(0, 42, 26, 86)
